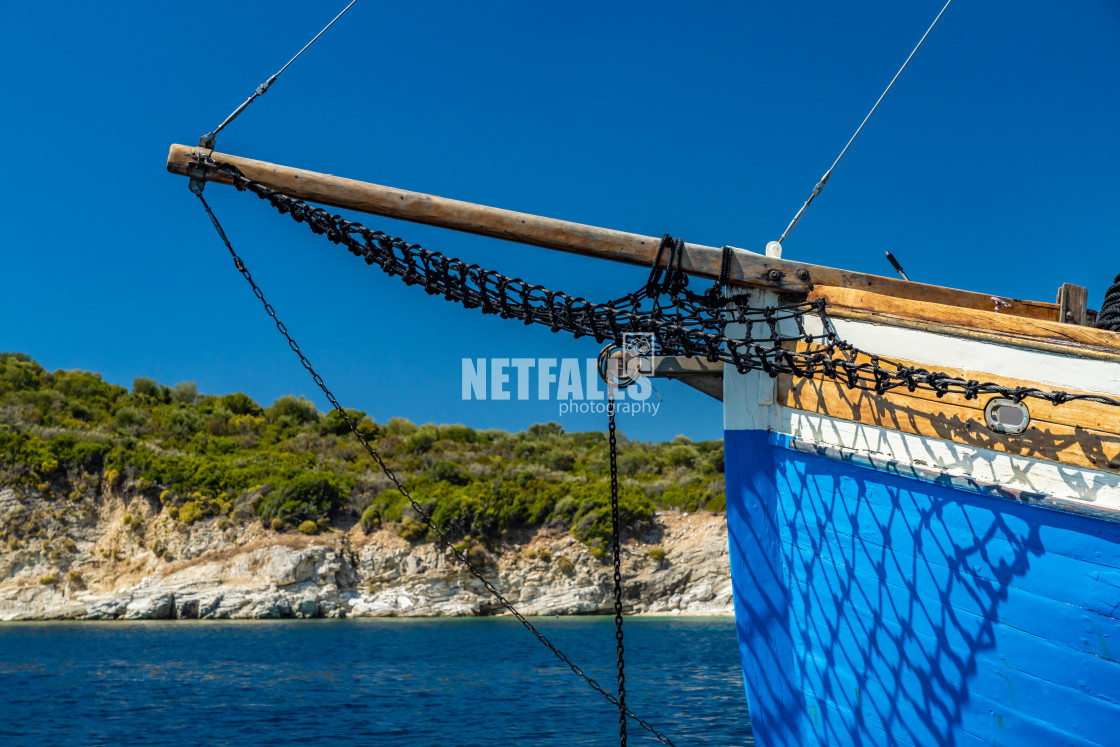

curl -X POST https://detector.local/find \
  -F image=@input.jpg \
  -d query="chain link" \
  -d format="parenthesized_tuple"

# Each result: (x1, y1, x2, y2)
(607, 392, 627, 746)
(193, 191, 677, 746)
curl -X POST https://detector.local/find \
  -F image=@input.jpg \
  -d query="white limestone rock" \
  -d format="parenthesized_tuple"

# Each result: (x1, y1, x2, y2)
(0, 508, 732, 620)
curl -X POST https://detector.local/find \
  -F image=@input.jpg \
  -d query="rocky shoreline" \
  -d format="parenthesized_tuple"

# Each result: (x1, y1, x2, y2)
(0, 488, 732, 621)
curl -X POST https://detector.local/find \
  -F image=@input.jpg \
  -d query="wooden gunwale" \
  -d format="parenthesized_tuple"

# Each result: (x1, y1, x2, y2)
(810, 286, 1120, 359)
(778, 343, 1120, 473)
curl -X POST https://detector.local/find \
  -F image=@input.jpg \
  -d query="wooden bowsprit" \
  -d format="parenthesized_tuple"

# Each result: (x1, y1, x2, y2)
(166, 144, 1064, 322)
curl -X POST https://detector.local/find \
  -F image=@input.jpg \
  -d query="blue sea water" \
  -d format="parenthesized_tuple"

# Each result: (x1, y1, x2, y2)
(0, 617, 751, 746)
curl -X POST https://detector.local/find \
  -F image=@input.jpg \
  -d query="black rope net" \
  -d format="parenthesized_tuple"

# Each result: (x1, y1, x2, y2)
(1095, 272, 1120, 332)
(198, 158, 1120, 410)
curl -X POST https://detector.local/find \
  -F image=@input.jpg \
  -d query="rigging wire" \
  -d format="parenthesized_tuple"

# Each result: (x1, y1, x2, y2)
(199, 0, 358, 148)
(776, 0, 954, 246)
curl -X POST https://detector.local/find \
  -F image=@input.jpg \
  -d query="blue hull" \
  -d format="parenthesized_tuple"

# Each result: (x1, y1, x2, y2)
(725, 428, 1120, 747)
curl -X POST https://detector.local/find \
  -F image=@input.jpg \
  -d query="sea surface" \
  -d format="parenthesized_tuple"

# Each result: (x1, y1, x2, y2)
(0, 617, 752, 746)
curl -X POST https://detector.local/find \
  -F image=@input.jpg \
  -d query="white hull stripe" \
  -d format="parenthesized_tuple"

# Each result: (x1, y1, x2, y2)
(779, 406, 1120, 514)
(784, 435, 1120, 523)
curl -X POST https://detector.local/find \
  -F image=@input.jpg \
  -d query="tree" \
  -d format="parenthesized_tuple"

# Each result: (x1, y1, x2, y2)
(220, 392, 263, 416)
(266, 395, 319, 425)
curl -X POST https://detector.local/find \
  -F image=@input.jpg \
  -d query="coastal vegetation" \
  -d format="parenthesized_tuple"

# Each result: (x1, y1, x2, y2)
(0, 353, 724, 550)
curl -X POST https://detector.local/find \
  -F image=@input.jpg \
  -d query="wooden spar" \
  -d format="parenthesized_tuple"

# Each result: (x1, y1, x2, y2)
(809, 286, 1120, 359)
(168, 143, 1061, 321)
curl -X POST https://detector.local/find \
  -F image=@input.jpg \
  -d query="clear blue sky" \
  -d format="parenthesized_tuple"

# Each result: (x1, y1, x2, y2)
(2, 1, 1118, 442)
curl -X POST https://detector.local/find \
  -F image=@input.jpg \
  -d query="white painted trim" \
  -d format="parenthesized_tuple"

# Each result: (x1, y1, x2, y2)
(723, 290, 781, 432)
(805, 317, 1120, 397)
(776, 406, 1120, 510)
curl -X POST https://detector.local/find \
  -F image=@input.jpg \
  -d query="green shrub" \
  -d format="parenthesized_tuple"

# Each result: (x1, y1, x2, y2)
(297, 520, 319, 535)
(385, 417, 418, 437)
(114, 406, 148, 432)
(319, 408, 368, 436)
(132, 377, 162, 399)
(466, 545, 490, 567)
(658, 484, 704, 511)
(166, 407, 204, 439)
(427, 460, 468, 486)
(439, 424, 476, 443)
(355, 419, 380, 441)
(360, 504, 381, 533)
(647, 545, 667, 563)
(270, 517, 285, 531)
(267, 395, 319, 425)
(703, 445, 725, 473)
(402, 424, 438, 454)
(256, 473, 344, 525)
(618, 451, 652, 476)
(705, 493, 727, 513)
(206, 411, 232, 436)
(39, 574, 57, 585)
(569, 485, 655, 547)
(557, 556, 575, 574)
(178, 500, 207, 524)
(67, 570, 82, 583)
(553, 497, 578, 519)
(528, 422, 564, 439)
(542, 450, 576, 472)
(170, 381, 199, 405)
(397, 517, 427, 542)
(220, 392, 263, 416)
(663, 444, 701, 469)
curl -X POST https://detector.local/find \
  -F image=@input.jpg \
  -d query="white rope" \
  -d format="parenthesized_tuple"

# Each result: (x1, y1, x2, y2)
(777, 0, 955, 246)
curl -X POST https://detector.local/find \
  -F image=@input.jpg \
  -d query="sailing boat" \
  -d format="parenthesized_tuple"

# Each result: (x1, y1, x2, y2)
(167, 139, 1120, 745)
(165, 4, 1120, 745)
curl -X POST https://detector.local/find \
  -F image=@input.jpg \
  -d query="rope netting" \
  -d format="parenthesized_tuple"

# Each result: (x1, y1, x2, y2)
(196, 157, 1120, 411)
(1095, 272, 1120, 333)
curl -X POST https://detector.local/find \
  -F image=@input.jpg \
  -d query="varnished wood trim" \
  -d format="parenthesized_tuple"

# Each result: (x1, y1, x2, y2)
(778, 373, 1120, 473)
(1057, 283, 1088, 326)
(810, 286, 1120, 360)
(786, 342, 1120, 432)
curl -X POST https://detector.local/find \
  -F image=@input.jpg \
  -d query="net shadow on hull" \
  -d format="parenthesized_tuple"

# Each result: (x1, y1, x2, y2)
(725, 429, 1120, 747)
